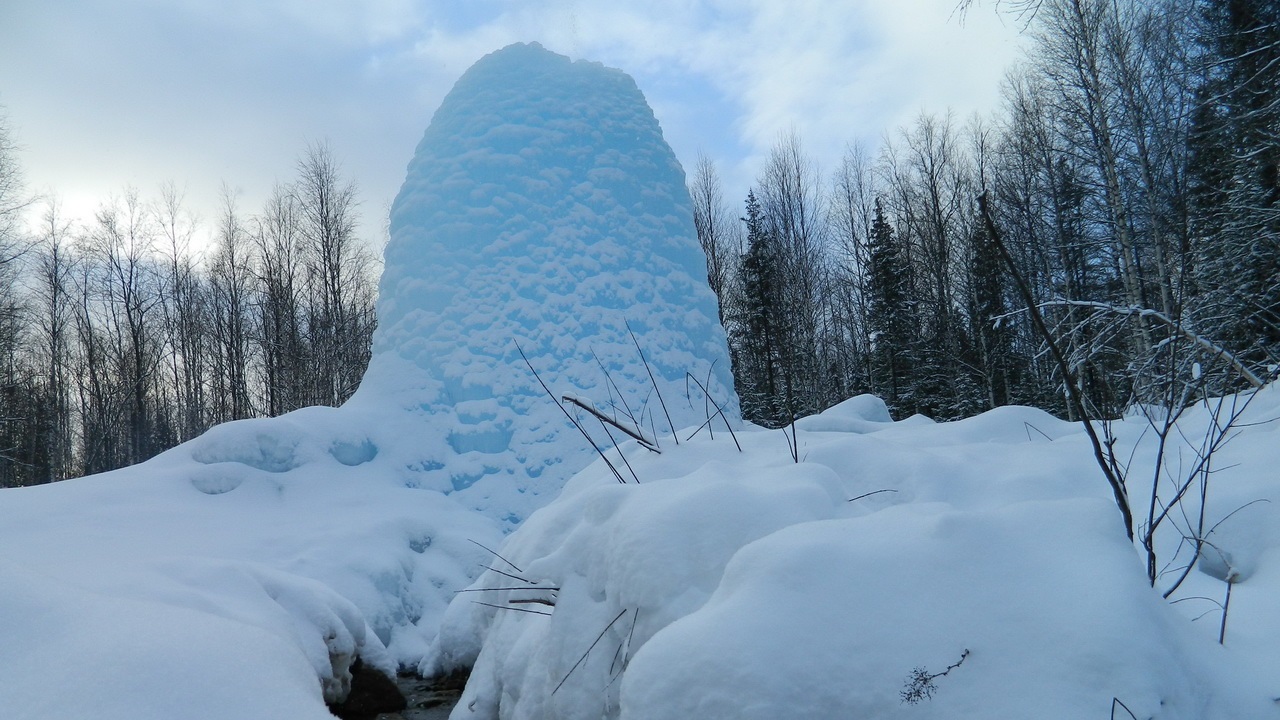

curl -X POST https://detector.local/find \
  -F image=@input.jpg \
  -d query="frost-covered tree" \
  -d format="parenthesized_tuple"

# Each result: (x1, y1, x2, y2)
(1188, 0, 1280, 369)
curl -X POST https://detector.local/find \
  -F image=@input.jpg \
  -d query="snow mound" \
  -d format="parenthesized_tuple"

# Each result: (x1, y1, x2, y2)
(355, 42, 737, 523)
(433, 397, 1280, 719)
(0, 404, 502, 718)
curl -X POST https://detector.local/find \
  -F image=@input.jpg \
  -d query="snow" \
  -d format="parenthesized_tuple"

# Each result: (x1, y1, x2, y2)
(0, 42, 735, 719)
(356, 41, 737, 523)
(0, 405, 499, 718)
(4, 40, 1280, 720)
(433, 393, 1280, 719)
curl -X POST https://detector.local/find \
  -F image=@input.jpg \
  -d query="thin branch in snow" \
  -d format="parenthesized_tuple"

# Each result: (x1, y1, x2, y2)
(847, 489, 898, 503)
(481, 565, 538, 585)
(469, 538, 523, 573)
(472, 601, 551, 617)
(562, 394, 659, 453)
(553, 608, 629, 695)
(627, 320, 677, 444)
(516, 341, 627, 484)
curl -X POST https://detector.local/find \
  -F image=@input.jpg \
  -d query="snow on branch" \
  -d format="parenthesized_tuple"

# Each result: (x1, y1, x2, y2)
(1037, 300, 1265, 389)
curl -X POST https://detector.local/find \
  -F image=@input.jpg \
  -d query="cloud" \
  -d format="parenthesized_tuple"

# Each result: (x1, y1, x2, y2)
(0, 0, 1025, 241)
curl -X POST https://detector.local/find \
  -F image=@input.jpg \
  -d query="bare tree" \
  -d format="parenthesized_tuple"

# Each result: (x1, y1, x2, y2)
(80, 189, 166, 468)
(689, 152, 740, 327)
(0, 109, 31, 483)
(295, 142, 375, 406)
(208, 186, 255, 422)
(828, 141, 879, 394)
(27, 199, 77, 482)
(156, 182, 211, 440)
(754, 130, 832, 418)
(253, 183, 307, 416)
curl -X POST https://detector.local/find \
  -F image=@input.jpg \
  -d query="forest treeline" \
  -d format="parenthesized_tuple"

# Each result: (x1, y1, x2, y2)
(2, 0, 1276, 483)
(0, 140, 378, 487)
(698, 0, 1280, 428)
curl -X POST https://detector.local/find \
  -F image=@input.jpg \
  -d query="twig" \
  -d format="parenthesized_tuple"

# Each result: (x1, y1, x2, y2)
(591, 348, 643, 432)
(562, 394, 659, 453)
(847, 489, 898, 503)
(1219, 576, 1235, 645)
(683, 371, 741, 451)
(517, 341, 627, 484)
(627, 321, 678, 444)
(553, 608, 629, 695)
(900, 649, 970, 705)
(1111, 697, 1138, 720)
(783, 413, 799, 463)
(591, 412, 642, 483)
(508, 598, 557, 607)
(1023, 421, 1053, 441)
(472, 601, 551, 616)
(453, 586, 560, 593)
(469, 539, 523, 573)
(481, 565, 537, 585)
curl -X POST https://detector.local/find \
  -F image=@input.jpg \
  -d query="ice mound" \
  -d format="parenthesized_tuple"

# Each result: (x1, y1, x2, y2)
(352, 42, 738, 523)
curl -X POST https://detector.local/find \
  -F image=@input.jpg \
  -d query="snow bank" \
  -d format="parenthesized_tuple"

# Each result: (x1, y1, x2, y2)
(435, 396, 1280, 719)
(0, 403, 500, 719)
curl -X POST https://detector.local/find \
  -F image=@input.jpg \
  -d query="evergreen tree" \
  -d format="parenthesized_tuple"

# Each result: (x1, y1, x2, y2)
(866, 198, 915, 416)
(732, 189, 787, 427)
(968, 216, 1013, 408)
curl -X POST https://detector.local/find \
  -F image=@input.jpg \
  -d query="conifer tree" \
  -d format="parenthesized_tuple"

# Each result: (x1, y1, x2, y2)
(733, 189, 786, 426)
(866, 198, 915, 416)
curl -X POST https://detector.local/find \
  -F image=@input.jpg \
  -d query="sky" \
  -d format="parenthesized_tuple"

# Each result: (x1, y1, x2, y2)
(0, 0, 1027, 252)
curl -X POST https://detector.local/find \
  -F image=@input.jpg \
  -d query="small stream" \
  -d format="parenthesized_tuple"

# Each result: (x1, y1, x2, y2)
(373, 673, 463, 720)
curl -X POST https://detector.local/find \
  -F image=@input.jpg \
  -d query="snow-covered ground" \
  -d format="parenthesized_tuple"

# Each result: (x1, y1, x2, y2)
(433, 393, 1280, 719)
(0, 403, 500, 719)
(8, 388, 1279, 719)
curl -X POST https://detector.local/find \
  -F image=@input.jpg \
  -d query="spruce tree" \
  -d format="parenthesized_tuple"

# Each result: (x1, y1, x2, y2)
(866, 199, 914, 417)
(732, 189, 788, 427)
(968, 216, 1012, 409)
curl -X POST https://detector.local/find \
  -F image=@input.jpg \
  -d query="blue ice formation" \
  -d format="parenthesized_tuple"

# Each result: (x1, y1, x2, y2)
(350, 42, 738, 522)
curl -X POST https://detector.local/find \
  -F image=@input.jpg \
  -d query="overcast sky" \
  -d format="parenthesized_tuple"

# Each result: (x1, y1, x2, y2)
(0, 0, 1026, 250)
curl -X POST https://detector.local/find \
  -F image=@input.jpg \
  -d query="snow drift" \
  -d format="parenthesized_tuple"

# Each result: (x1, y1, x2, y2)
(432, 393, 1280, 719)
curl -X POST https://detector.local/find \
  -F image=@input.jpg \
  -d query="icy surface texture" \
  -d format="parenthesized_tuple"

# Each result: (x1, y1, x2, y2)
(353, 42, 738, 523)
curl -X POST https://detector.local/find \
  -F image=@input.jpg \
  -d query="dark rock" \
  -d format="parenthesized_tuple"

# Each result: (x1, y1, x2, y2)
(328, 659, 407, 720)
